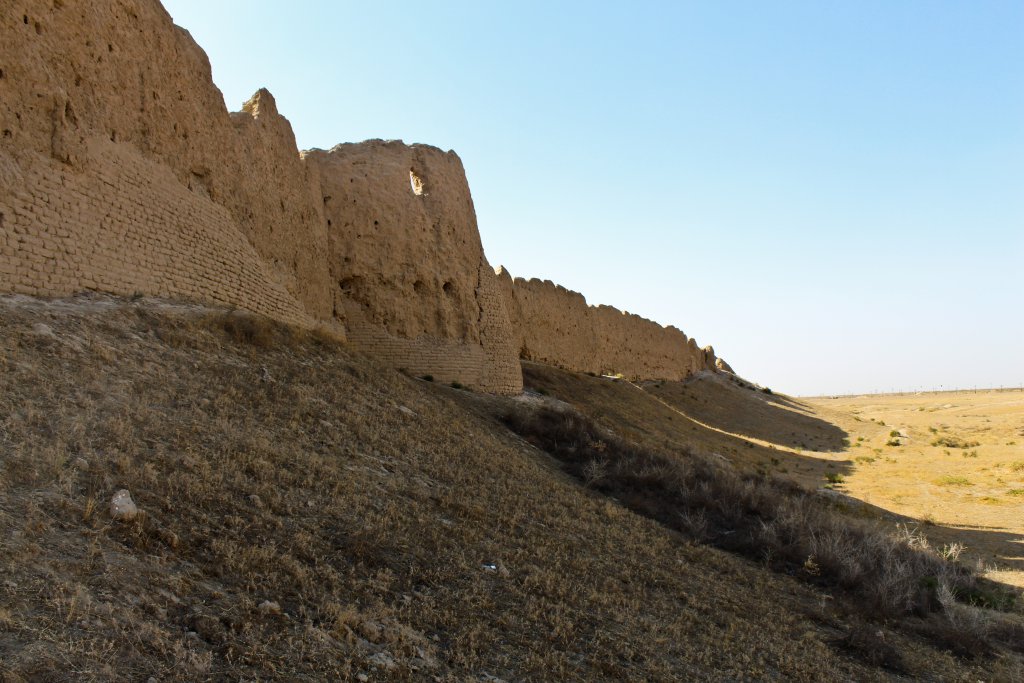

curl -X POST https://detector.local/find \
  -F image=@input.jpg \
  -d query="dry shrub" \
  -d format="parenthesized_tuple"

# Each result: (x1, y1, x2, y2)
(208, 310, 297, 348)
(831, 624, 906, 673)
(194, 310, 345, 351)
(931, 435, 980, 449)
(503, 405, 1019, 650)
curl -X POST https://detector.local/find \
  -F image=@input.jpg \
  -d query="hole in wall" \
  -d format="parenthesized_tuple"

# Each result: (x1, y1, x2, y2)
(23, 15, 28, 24)
(442, 281, 454, 295)
(413, 280, 425, 294)
(326, 219, 332, 227)
(2, 130, 11, 138)
(0, 69, 5, 79)
(35, 21, 43, 35)
(409, 169, 425, 196)
(338, 276, 362, 294)
(189, 171, 210, 198)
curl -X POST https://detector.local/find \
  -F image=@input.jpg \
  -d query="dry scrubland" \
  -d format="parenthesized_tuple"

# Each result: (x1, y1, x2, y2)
(1, 294, 1022, 681)
(804, 391, 1024, 589)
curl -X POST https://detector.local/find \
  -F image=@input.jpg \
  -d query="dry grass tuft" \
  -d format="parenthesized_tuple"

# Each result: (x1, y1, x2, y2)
(831, 624, 906, 673)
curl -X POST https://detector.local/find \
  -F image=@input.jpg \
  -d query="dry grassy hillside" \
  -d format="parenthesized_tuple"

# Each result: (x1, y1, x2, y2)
(1, 295, 1021, 681)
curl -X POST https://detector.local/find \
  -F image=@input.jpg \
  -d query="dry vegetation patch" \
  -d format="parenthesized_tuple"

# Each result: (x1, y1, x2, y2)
(502, 404, 1018, 651)
(806, 390, 1024, 591)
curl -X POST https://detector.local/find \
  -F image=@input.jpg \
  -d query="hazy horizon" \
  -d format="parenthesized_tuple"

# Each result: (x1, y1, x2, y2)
(162, 0, 1023, 396)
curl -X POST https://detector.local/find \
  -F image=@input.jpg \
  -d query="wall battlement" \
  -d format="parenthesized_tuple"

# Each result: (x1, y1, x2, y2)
(1, 0, 726, 394)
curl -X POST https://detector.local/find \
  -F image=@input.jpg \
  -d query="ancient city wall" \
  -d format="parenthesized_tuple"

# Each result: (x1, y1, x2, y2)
(498, 270, 719, 381)
(1, 0, 724, 394)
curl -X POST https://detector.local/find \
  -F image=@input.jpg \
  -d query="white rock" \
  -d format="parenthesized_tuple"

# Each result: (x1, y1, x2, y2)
(31, 323, 56, 338)
(258, 600, 281, 615)
(368, 652, 397, 670)
(110, 489, 138, 521)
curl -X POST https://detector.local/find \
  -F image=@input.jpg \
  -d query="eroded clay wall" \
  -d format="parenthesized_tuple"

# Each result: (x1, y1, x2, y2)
(500, 271, 718, 381)
(304, 141, 523, 394)
(1, 0, 725, 394)
(1, 0, 333, 319)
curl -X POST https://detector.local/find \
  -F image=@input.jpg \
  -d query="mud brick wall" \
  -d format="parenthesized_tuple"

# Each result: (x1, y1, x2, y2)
(305, 141, 523, 394)
(0, 140, 311, 327)
(0, 0, 333, 320)
(497, 269, 718, 382)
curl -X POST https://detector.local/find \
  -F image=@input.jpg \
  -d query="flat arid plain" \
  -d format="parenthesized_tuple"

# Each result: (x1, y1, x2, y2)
(805, 390, 1024, 589)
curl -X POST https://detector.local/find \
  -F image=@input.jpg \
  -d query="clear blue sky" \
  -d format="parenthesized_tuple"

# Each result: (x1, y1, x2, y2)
(162, 0, 1023, 396)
